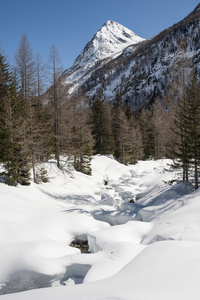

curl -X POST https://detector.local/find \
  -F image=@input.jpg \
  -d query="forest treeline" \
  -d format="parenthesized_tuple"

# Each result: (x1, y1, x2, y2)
(0, 34, 200, 188)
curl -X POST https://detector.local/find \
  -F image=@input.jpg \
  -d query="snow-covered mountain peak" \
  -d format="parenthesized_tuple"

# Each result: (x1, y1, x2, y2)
(97, 20, 142, 43)
(65, 20, 144, 75)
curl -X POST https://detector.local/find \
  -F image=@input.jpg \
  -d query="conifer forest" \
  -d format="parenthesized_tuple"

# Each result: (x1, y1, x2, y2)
(1, 32, 200, 189)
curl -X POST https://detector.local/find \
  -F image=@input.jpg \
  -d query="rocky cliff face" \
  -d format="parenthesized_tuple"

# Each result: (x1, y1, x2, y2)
(63, 4, 200, 110)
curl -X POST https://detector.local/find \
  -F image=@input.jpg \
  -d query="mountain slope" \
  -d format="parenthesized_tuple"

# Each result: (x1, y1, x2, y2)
(63, 4, 200, 110)
(63, 20, 144, 95)
(69, 20, 144, 71)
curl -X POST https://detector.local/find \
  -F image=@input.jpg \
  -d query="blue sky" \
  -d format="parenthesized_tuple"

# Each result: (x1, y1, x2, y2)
(0, 0, 199, 69)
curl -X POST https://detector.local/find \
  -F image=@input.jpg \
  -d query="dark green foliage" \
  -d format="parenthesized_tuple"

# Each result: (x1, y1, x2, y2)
(47, 44, 64, 169)
(72, 127, 93, 175)
(0, 53, 10, 161)
(91, 89, 144, 165)
(0, 53, 10, 99)
(112, 91, 124, 160)
(92, 89, 114, 155)
(172, 92, 191, 181)
(172, 72, 200, 189)
(0, 53, 31, 186)
(138, 108, 155, 159)
(74, 142, 92, 175)
(36, 167, 49, 183)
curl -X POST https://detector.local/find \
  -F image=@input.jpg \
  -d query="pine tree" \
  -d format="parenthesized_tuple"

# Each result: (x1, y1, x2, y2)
(112, 91, 124, 160)
(172, 91, 190, 182)
(172, 72, 200, 189)
(47, 44, 63, 168)
(127, 115, 144, 164)
(185, 72, 200, 189)
(26, 99, 52, 183)
(0, 70, 31, 185)
(0, 52, 11, 161)
(92, 89, 114, 155)
(73, 130, 93, 175)
(138, 108, 154, 159)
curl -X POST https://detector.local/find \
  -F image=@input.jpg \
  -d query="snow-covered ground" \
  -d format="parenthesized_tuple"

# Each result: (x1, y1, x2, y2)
(0, 155, 200, 299)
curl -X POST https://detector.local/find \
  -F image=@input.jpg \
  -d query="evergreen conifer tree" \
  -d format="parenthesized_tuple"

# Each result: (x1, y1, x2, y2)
(47, 44, 63, 169)
(92, 89, 114, 155)
(139, 108, 155, 159)
(0, 52, 11, 161)
(172, 72, 200, 189)
(112, 91, 124, 160)
(172, 91, 190, 182)
(185, 72, 200, 189)
(0, 62, 31, 185)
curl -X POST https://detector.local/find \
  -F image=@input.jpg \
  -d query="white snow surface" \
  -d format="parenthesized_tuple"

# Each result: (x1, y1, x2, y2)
(0, 155, 200, 299)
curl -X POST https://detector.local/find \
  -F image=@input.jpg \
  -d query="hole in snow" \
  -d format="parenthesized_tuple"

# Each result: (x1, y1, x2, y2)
(70, 234, 90, 253)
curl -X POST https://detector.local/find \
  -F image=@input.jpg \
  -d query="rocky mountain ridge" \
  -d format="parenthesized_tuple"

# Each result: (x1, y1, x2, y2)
(63, 20, 144, 95)
(66, 20, 144, 72)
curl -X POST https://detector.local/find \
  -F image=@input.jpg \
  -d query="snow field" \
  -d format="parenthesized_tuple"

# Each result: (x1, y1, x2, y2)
(0, 155, 200, 299)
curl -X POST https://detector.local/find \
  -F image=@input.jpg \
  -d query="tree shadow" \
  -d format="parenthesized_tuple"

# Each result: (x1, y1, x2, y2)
(36, 187, 97, 205)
